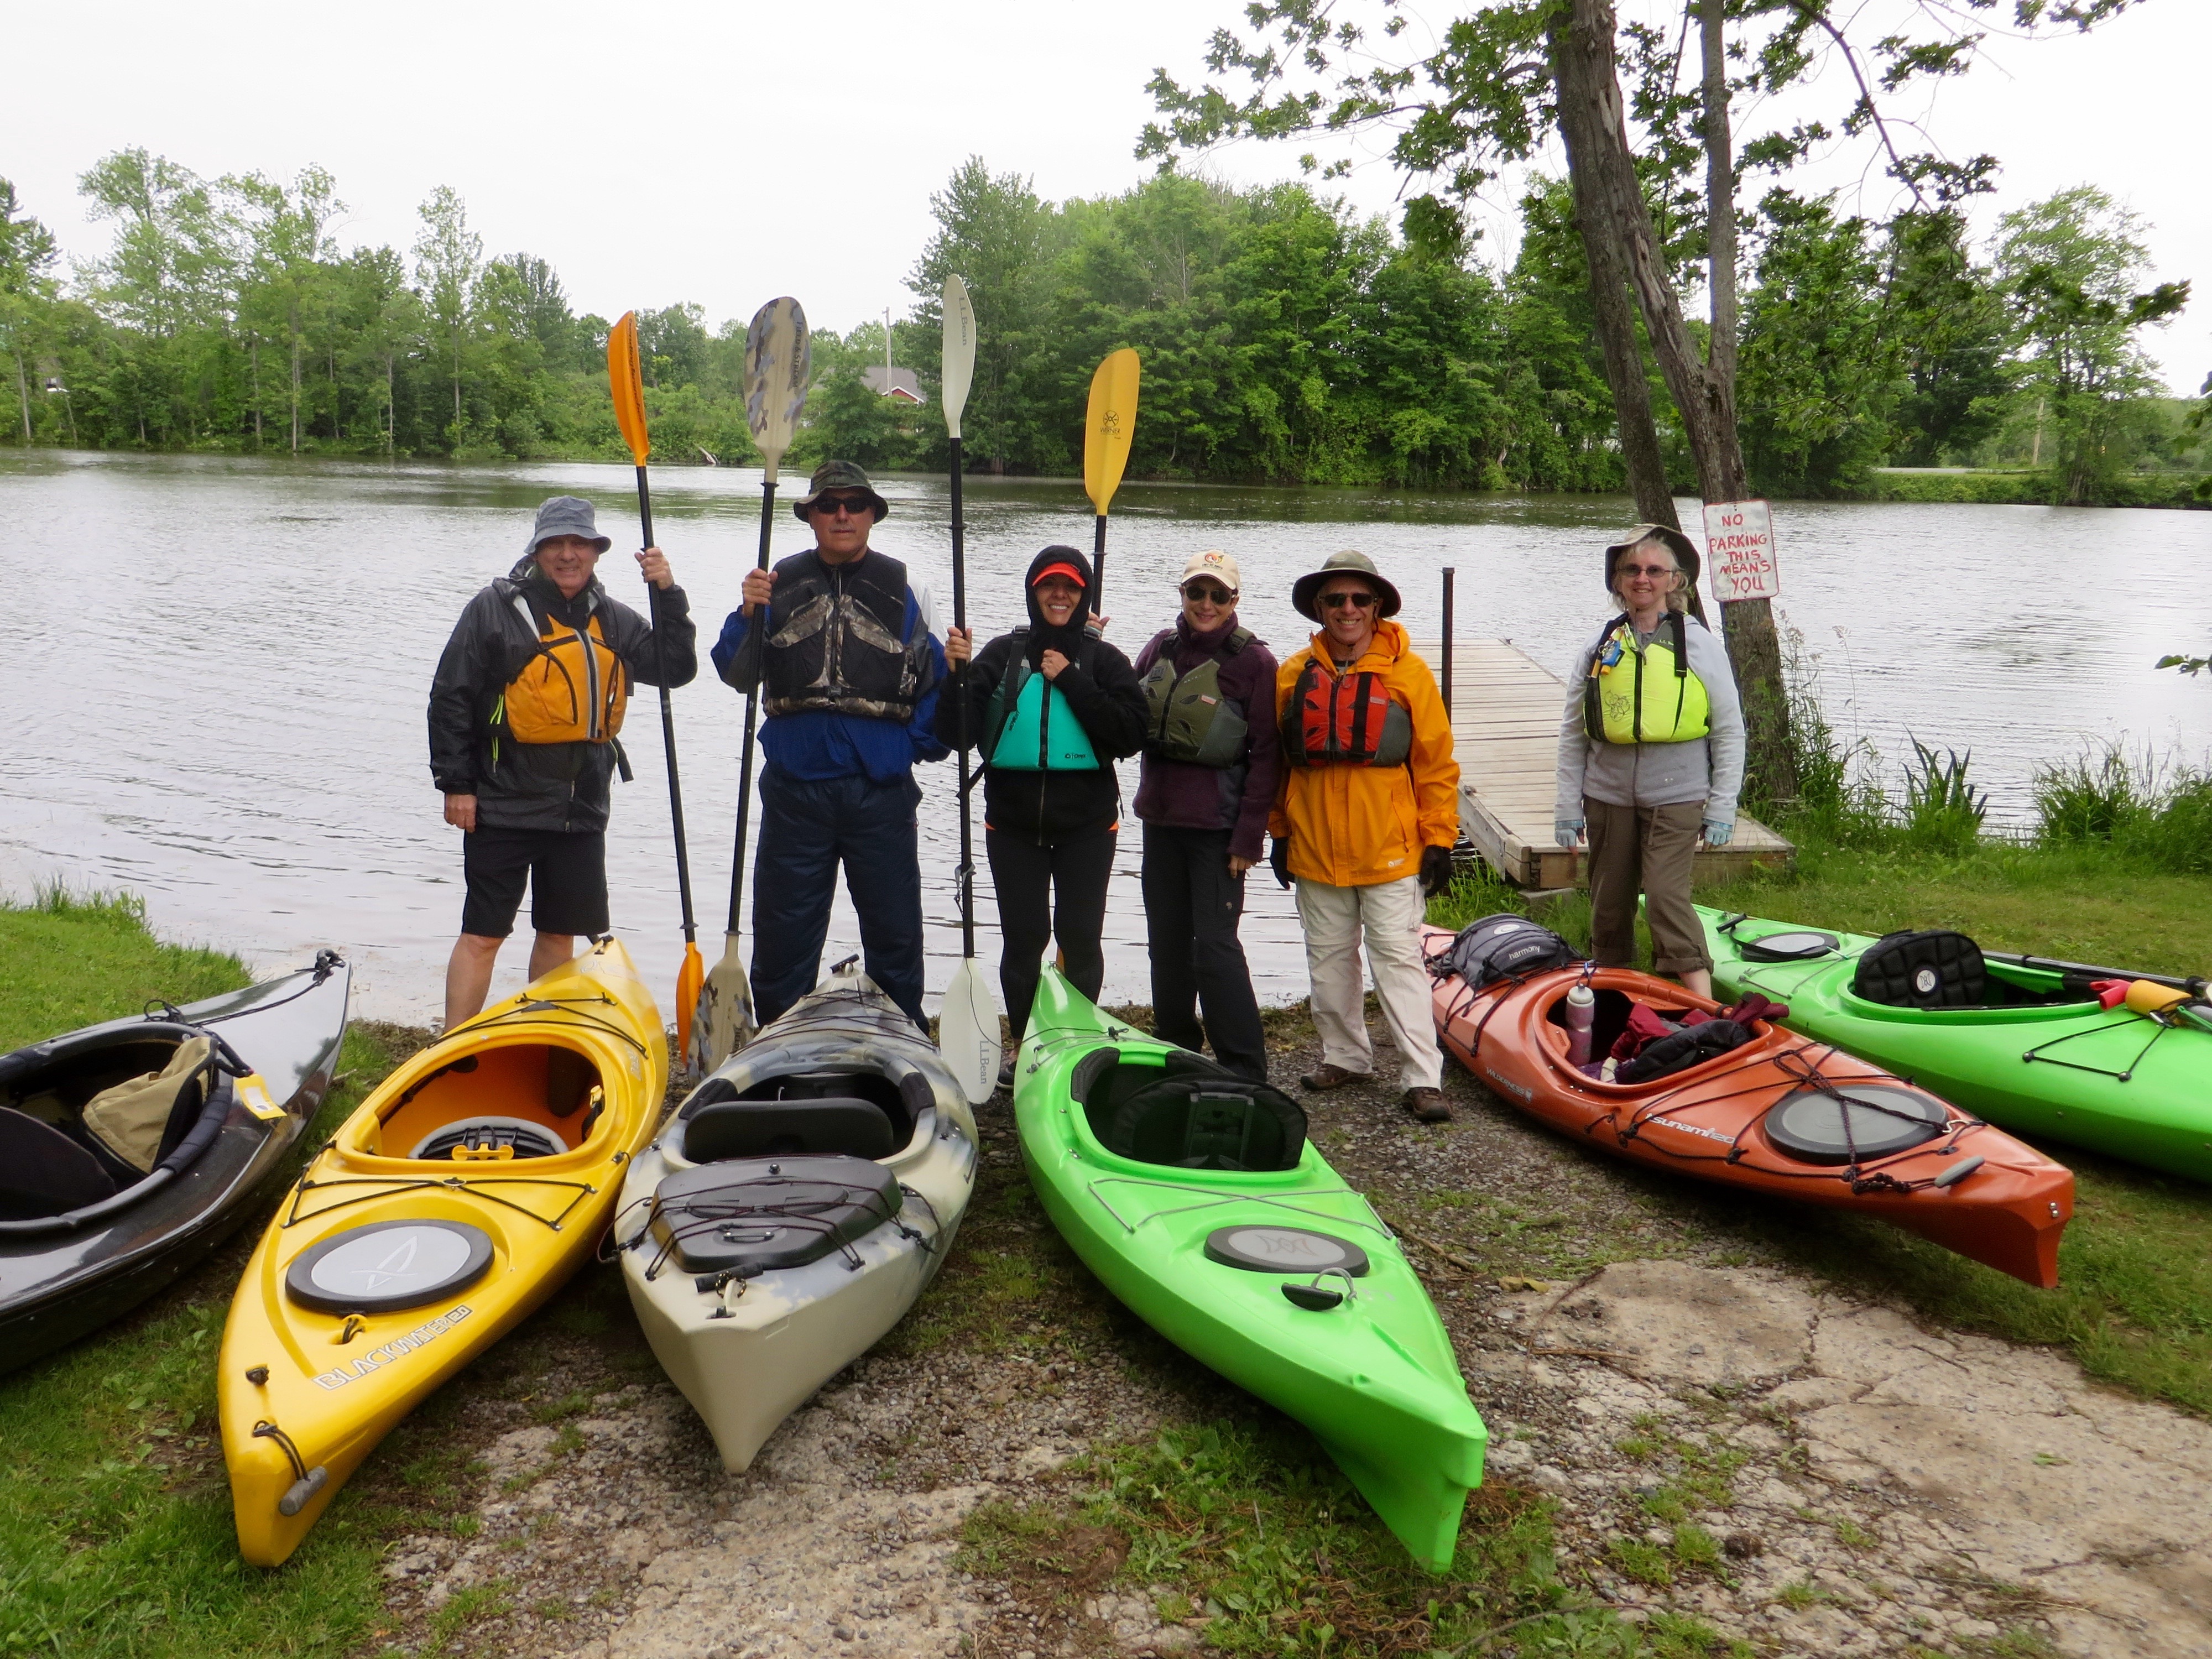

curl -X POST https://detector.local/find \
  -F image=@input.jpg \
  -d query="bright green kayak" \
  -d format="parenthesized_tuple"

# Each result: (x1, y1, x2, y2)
(1013, 967, 1486, 1571)
(1698, 904, 2212, 1183)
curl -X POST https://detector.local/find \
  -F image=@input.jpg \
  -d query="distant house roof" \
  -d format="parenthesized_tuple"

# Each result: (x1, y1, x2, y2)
(862, 364, 925, 404)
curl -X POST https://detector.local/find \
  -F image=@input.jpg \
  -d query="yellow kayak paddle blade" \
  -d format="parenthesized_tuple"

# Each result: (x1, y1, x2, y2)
(1083, 348, 1140, 518)
(608, 311, 650, 467)
(691, 933, 758, 1076)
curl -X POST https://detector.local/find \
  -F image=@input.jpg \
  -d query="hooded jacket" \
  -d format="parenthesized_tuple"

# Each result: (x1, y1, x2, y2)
(1268, 618, 1459, 887)
(429, 556, 697, 833)
(1130, 614, 1281, 862)
(933, 546, 1150, 843)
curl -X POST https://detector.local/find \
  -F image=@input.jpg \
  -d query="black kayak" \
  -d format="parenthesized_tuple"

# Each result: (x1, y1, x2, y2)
(0, 952, 351, 1373)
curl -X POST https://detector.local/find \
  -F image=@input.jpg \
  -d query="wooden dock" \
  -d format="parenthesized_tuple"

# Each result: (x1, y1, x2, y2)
(1416, 638, 1793, 889)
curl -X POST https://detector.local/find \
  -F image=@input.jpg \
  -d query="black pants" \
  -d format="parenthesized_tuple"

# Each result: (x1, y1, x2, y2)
(985, 826, 1117, 1039)
(1141, 825, 1266, 1080)
(751, 769, 927, 1029)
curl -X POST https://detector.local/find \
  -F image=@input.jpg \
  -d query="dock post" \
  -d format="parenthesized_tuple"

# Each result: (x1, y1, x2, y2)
(1439, 567, 1455, 715)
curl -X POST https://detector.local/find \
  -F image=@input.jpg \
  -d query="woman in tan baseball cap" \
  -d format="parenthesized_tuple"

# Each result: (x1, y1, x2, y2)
(1128, 551, 1281, 1081)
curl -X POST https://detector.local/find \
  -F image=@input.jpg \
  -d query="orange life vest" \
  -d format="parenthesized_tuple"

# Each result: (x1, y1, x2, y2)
(495, 597, 627, 747)
(1281, 656, 1412, 768)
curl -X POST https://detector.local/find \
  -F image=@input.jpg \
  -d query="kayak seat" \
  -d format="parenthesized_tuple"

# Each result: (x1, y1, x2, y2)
(681, 1092, 897, 1164)
(692, 1067, 920, 1147)
(0, 1105, 119, 1220)
(1076, 1054, 1306, 1172)
(1854, 931, 1987, 1010)
(648, 1155, 902, 1276)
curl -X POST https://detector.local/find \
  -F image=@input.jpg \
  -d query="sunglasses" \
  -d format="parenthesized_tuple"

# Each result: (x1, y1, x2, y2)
(1619, 563, 1677, 578)
(811, 493, 874, 517)
(1319, 591, 1378, 611)
(1182, 582, 1235, 603)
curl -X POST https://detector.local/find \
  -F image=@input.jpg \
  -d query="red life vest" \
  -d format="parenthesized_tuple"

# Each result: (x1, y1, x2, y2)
(1282, 656, 1412, 768)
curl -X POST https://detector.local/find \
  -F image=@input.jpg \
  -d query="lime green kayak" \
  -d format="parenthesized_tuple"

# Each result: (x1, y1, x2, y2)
(1698, 904, 2212, 1183)
(1013, 966, 1486, 1571)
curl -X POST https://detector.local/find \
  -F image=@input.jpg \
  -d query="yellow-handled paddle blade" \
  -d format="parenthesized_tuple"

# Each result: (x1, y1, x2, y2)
(609, 311, 649, 467)
(675, 939, 704, 1060)
(1083, 348, 1140, 517)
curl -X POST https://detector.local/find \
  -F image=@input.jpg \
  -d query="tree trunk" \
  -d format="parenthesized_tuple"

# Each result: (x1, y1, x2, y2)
(1557, 0, 1798, 806)
(290, 332, 302, 453)
(1546, 13, 1688, 559)
(13, 346, 29, 442)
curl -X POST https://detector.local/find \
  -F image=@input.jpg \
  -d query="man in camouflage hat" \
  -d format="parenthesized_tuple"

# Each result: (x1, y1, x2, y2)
(712, 460, 948, 1029)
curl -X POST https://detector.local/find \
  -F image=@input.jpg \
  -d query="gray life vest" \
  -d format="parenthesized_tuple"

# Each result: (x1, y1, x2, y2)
(1138, 627, 1253, 768)
(759, 549, 930, 721)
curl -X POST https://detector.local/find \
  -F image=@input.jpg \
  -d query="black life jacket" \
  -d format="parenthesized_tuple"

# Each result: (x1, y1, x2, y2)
(1138, 626, 1253, 768)
(759, 549, 928, 721)
(1282, 655, 1412, 768)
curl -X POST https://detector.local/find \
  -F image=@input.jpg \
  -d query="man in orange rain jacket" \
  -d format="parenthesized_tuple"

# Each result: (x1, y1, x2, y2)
(1269, 552, 1460, 1123)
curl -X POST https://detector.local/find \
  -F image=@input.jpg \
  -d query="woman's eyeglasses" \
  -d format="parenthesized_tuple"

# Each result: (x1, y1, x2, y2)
(1618, 563, 1676, 578)
(1182, 583, 1234, 604)
(1320, 591, 1378, 610)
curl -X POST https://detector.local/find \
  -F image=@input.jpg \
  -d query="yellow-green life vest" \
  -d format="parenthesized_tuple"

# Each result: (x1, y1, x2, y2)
(1582, 612, 1711, 745)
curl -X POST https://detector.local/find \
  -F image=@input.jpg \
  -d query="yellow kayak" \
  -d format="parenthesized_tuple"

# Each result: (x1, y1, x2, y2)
(218, 938, 665, 1566)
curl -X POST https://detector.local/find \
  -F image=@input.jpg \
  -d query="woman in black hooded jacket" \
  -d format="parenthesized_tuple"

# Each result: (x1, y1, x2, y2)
(938, 545, 1149, 1047)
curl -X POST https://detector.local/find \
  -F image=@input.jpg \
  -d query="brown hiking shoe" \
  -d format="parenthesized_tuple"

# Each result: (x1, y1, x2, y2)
(1402, 1087, 1452, 1123)
(1300, 1062, 1367, 1091)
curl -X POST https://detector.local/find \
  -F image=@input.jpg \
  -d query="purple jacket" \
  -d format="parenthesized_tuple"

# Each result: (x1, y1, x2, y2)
(1130, 615, 1281, 862)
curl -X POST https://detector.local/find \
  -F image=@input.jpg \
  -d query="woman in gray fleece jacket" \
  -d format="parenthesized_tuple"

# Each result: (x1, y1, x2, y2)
(1553, 526, 1745, 998)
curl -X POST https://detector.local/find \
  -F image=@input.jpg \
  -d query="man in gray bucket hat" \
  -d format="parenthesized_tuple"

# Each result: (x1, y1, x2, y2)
(429, 495, 697, 1030)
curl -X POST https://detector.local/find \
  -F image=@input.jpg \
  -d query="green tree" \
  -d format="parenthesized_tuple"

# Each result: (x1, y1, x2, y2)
(1884, 209, 2013, 466)
(412, 185, 482, 448)
(0, 178, 60, 442)
(1995, 185, 2189, 504)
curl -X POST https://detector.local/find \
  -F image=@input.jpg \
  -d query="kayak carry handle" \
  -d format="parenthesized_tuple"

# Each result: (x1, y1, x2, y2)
(1282, 1267, 1360, 1311)
(279, 1467, 328, 1516)
(1931, 1155, 1985, 1190)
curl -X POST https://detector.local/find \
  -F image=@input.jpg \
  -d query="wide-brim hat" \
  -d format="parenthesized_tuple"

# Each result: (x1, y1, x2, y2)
(1290, 550, 1402, 622)
(524, 494, 612, 556)
(1603, 524, 1701, 592)
(791, 458, 889, 522)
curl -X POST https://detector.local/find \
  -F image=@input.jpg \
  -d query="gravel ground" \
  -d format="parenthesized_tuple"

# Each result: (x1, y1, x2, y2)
(353, 1003, 2212, 1659)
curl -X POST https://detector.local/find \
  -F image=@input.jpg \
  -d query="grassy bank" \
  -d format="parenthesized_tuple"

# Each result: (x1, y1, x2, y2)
(0, 890, 421, 1658)
(1852, 469, 2207, 509)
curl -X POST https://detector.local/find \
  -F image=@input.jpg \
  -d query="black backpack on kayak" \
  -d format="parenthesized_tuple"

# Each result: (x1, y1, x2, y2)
(1434, 914, 1578, 988)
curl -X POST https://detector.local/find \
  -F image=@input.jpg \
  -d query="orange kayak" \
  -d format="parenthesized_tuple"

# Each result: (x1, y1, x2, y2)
(1420, 927, 2073, 1288)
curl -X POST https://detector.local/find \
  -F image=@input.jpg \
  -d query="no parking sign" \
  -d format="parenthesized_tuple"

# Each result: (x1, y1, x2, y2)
(1702, 499, 1780, 602)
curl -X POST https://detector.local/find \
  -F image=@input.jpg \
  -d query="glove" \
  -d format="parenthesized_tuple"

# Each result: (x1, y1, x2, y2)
(1703, 818, 1734, 847)
(1555, 818, 1584, 849)
(1270, 836, 1293, 890)
(1419, 844, 1454, 898)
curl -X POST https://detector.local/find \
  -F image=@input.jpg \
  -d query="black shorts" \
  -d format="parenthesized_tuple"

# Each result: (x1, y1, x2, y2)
(461, 827, 609, 939)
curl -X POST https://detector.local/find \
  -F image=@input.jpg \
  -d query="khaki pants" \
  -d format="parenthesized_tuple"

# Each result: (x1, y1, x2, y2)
(1585, 798, 1710, 974)
(1293, 874, 1443, 1091)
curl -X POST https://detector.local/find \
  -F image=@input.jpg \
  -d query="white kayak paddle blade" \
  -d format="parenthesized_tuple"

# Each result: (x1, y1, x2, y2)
(692, 934, 758, 1074)
(743, 298, 811, 479)
(940, 275, 976, 440)
(939, 957, 1000, 1105)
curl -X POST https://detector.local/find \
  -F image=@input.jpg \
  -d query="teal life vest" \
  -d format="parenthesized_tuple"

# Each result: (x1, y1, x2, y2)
(982, 631, 1102, 771)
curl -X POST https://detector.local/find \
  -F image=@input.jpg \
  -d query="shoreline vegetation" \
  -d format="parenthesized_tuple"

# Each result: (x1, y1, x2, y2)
(5, 158, 2206, 509)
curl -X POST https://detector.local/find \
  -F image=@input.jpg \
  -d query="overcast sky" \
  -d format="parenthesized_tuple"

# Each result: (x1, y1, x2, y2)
(7, 0, 2205, 392)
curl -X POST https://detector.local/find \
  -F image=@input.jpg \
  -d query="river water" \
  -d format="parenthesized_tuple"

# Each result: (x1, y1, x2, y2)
(4, 451, 2206, 1023)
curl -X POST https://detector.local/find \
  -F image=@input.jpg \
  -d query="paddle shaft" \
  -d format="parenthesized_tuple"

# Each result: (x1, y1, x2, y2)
(949, 437, 975, 958)
(632, 465, 698, 943)
(726, 479, 777, 935)
(1091, 513, 1107, 617)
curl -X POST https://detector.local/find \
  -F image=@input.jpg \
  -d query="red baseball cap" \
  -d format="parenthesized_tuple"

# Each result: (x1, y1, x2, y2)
(1030, 561, 1087, 588)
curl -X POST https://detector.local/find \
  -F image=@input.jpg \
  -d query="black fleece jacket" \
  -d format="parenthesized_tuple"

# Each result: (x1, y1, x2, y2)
(429, 557, 697, 833)
(933, 546, 1149, 843)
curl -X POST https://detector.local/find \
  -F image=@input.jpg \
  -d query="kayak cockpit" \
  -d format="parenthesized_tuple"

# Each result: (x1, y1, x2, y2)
(1069, 1049, 1307, 1173)
(352, 1041, 609, 1164)
(0, 1022, 240, 1223)
(677, 1066, 927, 1164)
